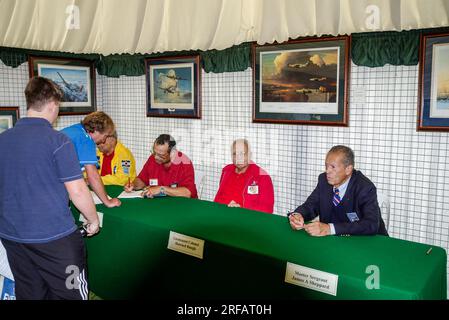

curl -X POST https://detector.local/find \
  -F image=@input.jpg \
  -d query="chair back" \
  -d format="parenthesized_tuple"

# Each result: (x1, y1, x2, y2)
(195, 170, 206, 199)
(377, 191, 390, 231)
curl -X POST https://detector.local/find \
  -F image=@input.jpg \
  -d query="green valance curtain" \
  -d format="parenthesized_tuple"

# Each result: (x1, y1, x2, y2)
(1, 28, 448, 77)
(351, 27, 449, 67)
(0, 42, 252, 76)
(94, 42, 252, 77)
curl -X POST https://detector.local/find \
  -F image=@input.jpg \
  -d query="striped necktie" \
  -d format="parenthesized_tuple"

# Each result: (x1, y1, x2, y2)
(333, 188, 341, 206)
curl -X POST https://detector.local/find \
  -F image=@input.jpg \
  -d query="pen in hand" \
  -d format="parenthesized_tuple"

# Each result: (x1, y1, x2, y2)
(124, 177, 133, 192)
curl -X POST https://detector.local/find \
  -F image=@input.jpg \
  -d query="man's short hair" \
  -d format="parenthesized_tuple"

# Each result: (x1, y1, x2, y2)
(328, 145, 355, 167)
(155, 134, 176, 152)
(327, 145, 355, 167)
(24, 77, 63, 111)
(81, 111, 115, 134)
(231, 139, 250, 154)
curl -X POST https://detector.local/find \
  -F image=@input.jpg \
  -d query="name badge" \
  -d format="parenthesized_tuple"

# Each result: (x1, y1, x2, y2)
(247, 185, 259, 195)
(149, 179, 158, 186)
(346, 212, 360, 222)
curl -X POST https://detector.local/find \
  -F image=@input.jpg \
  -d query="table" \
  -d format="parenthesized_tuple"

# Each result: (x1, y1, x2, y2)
(72, 186, 447, 300)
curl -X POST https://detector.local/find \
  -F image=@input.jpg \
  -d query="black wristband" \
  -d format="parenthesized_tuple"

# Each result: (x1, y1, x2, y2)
(287, 211, 297, 218)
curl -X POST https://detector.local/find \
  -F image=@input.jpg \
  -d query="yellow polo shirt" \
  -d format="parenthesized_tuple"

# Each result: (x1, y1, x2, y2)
(96, 141, 136, 186)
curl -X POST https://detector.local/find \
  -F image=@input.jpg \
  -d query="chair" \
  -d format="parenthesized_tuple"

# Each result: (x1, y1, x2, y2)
(194, 170, 206, 199)
(377, 191, 390, 231)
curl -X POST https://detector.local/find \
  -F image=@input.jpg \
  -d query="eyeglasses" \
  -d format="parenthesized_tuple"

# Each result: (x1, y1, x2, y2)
(232, 152, 247, 157)
(152, 150, 170, 160)
(96, 134, 114, 145)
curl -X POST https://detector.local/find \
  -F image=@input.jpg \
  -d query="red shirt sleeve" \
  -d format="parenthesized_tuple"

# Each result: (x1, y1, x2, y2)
(179, 162, 197, 198)
(137, 156, 152, 185)
(250, 174, 274, 214)
(241, 165, 274, 214)
(213, 168, 227, 204)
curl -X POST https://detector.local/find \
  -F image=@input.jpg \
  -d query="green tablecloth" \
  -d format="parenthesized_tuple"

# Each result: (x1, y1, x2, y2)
(72, 186, 447, 300)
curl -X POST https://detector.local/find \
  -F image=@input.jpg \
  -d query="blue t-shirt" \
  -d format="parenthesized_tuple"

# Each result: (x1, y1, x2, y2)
(0, 118, 83, 243)
(61, 123, 97, 168)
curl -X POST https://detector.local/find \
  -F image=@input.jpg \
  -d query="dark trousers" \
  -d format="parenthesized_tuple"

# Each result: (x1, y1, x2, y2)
(1, 230, 88, 300)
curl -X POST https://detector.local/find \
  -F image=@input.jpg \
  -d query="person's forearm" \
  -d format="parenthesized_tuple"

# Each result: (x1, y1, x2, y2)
(65, 179, 98, 224)
(132, 177, 146, 190)
(85, 165, 110, 204)
(165, 186, 191, 198)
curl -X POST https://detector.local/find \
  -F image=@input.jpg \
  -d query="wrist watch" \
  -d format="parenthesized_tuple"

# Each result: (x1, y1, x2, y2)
(160, 186, 165, 195)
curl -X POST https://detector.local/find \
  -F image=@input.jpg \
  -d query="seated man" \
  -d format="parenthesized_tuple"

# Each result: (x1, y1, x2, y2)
(61, 111, 121, 208)
(288, 145, 388, 236)
(96, 131, 136, 186)
(124, 134, 197, 198)
(214, 139, 274, 214)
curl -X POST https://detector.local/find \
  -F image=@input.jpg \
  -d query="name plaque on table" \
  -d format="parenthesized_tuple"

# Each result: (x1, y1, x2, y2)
(285, 262, 338, 296)
(167, 231, 204, 259)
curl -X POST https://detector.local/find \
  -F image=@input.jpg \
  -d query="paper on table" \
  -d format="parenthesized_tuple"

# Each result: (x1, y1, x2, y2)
(117, 190, 143, 199)
(79, 211, 104, 228)
(91, 191, 111, 205)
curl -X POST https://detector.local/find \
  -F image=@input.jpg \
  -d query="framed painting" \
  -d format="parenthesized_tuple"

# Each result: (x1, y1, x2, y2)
(145, 55, 201, 119)
(28, 56, 96, 115)
(418, 32, 449, 131)
(253, 36, 350, 126)
(0, 107, 20, 133)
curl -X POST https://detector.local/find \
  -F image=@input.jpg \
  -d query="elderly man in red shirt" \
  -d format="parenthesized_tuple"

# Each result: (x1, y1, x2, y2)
(124, 134, 197, 198)
(214, 139, 274, 213)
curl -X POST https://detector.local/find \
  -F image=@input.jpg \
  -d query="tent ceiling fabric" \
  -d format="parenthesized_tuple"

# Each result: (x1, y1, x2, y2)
(0, 0, 448, 55)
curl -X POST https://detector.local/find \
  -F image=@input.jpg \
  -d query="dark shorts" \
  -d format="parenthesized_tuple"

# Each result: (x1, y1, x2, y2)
(1, 230, 88, 300)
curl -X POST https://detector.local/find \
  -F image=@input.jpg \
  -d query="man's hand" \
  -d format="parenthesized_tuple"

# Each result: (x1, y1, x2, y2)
(289, 213, 304, 230)
(304, 221, 330, 237)
(85, 222, 100, 237)
(104, 198, 121, 208)
(141, 186, 164, 198)
(228, 200, 241, 208)
(141, 187, 155, 198)
(124, 182, 134, 192)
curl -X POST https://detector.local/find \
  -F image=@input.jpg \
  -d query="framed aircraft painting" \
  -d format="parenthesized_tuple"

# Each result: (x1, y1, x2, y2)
(145, 55, 201, 119)
(418, 32, 449, 131)
(252, 36, 350, 126)
(28, 56, 96, 115)
(0, 106, 20, 134)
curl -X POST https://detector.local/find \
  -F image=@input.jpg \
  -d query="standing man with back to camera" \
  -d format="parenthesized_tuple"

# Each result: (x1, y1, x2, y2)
(0, 77, 99, 299)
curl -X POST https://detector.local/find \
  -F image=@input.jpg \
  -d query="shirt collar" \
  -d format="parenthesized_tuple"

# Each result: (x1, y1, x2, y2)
(334, 175, 351, 198)
(77, 123, 91, 139)
(16, 117, 52, 128)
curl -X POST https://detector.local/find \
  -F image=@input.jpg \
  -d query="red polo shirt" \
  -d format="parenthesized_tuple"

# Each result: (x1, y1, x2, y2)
(100, 151, 114, 176)
(214, 163, 274, 213)
(137, 151, 197, 198)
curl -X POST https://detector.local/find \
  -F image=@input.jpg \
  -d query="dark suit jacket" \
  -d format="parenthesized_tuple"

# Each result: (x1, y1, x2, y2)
(294, 170, 388, 236)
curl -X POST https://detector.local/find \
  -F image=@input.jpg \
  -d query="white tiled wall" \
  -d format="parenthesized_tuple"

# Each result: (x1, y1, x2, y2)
(1, 59, 448, 295)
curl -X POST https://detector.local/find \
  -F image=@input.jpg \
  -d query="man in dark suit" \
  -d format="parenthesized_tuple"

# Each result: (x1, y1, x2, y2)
(289, 145, 388, 236)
